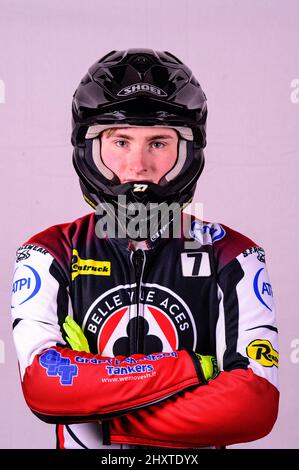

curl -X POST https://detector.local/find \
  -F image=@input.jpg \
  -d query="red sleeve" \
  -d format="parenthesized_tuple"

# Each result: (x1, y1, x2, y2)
(109, 369, 279, 448)
(21, 346, 204, 423)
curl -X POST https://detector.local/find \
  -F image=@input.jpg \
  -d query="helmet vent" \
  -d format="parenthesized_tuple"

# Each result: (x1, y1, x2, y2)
(130, 55, 154, 73)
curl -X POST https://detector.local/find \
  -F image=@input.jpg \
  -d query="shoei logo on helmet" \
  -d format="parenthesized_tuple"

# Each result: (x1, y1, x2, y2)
(133, 183, 148, 192)
(117, 83, 167, 97)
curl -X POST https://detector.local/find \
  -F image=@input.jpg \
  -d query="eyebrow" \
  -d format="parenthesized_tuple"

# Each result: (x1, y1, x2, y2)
(107, 133, 175, 141)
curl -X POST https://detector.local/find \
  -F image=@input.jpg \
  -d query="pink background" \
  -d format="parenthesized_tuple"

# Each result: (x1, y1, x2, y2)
(1, 0, 298, 448)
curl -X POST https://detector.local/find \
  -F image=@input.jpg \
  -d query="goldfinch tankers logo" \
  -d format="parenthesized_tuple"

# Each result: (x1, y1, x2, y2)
(247, 339, 278, 368)
(82, 283, 196, 356)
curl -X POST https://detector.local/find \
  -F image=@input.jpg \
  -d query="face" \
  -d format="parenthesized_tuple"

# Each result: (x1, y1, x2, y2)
(100, 127, 178, 184)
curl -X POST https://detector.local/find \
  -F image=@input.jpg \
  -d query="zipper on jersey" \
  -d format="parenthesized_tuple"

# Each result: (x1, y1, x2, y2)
(131, 249, 145, 354)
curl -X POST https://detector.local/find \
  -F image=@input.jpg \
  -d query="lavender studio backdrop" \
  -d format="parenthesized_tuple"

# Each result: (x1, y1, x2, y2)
(0, 0, 298, 448)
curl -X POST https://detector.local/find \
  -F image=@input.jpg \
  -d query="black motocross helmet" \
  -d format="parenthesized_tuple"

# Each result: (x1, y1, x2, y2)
(71, 49, 207, 214)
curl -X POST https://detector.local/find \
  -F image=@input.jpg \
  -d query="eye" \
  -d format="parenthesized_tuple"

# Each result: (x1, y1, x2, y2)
(114, 140, 128, 147)
(151, 141, 165, 149)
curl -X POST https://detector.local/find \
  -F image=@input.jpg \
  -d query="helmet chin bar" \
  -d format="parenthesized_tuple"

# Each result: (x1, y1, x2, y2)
(95, 191, 191, 242)
(79, 179, 194, 242)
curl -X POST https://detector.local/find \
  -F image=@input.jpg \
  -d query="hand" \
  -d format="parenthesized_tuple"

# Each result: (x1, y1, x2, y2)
(63, 315, 90, 353)
(195, 353, 219, 381)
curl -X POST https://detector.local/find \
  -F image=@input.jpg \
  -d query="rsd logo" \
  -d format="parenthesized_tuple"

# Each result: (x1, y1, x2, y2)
(253, 267, 273, 312)
(247, 339, 278, 368)
(11, 264, 41, 308)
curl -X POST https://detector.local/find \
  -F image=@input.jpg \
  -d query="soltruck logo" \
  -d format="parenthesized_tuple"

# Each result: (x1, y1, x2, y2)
(0, 80, 5, 104)
(71, 249, 111, 280)
(95, 196, 204, 248)
(290, 79, 299, 104)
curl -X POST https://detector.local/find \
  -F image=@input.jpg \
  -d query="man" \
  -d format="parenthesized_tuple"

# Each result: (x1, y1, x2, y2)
(11, 49, 279, 449)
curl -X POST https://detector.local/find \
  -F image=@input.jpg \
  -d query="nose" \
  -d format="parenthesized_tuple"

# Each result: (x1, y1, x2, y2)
(126, 146, 149, 176)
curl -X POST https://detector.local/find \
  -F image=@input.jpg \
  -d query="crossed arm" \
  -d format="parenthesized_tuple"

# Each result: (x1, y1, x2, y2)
(12, 245, 279, 448)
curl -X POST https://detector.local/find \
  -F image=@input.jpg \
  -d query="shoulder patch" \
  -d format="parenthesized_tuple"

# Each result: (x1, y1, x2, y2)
(12, 245, 54, 309)
(190, 221, 226, 246)
(242, 246, 265, 263)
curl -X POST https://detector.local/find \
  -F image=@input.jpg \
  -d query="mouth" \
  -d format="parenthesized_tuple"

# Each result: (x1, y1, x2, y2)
(122, 179, 154, 184)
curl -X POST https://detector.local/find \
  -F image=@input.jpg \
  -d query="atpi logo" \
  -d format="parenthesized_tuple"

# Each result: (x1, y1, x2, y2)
(253, 267, 273, 311)
(11, 265, 41, 307)
(71, 249, 111, 280)
(190, 221, 226, 245)
(117, 83, 167, 97)
(247, 339, 278, 368)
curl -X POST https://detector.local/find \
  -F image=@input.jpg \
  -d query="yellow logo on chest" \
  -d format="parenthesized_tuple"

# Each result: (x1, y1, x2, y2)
(71, 249, 111, 280)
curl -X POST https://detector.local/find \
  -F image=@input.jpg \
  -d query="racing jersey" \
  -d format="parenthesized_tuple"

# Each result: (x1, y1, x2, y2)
(11, 212, 279, 449)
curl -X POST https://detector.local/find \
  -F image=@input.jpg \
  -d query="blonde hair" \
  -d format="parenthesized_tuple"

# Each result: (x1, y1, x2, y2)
(102, 128, 119, 138)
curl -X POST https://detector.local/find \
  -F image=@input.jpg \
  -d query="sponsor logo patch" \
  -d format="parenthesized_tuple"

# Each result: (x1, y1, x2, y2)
(16, 249, 31, 263)
(39, 349, 78, 385)
(247, 339, 278, 368)
(17, 244, 49, 256)
(253, 267, 273, 311)
(106, 363, 154, 375)
(243, 246, 265, 263)
(82, 284, 197, 356)
(71, 249, 111, 280)
(11, 264, 41, 307)
(190, 221, 226, 245)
